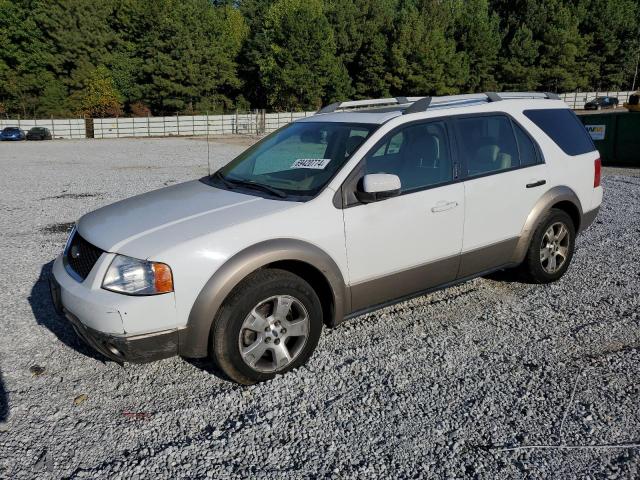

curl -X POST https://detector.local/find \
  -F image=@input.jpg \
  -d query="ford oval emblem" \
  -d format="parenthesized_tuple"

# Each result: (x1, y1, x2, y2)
(70, 245, 81, 259)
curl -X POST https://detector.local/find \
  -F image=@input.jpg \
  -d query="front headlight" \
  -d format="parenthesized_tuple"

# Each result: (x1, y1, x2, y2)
(102, 255, 173, 295)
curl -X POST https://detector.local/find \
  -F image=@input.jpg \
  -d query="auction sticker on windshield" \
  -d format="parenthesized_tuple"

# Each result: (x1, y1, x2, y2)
(290, 158, 331, 169)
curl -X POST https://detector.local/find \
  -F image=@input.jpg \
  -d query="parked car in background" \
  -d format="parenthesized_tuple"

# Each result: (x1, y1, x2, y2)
(26, 127, 53, 140)
(50, 92, 602, 384)
(0, 127, 26, 141)
(584, 96, 619, 110)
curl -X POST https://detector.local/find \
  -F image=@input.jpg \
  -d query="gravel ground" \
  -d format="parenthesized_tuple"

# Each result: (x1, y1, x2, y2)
(0, 137, 639, 479)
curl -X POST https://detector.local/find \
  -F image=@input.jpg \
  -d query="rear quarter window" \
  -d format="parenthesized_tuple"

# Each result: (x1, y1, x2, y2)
(523, 109, 596, 156)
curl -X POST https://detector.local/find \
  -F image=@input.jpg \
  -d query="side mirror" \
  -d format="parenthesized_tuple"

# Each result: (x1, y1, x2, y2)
(356, 173, 401, 203)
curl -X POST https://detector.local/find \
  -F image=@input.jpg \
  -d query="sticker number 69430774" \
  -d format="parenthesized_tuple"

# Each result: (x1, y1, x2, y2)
(290, 158, 331, 169)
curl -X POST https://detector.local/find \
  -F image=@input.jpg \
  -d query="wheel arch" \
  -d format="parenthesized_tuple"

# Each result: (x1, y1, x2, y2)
(179, 239, 349, 358)
(512, 186, 583, 264)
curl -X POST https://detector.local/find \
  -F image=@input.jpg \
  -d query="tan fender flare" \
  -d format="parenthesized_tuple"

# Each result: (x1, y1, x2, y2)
(179, 239, 349, 358)
(511, 186, 583, 265)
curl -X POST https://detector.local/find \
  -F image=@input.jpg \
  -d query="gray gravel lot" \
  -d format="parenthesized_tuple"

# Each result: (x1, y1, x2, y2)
(1, 137, 639, 479)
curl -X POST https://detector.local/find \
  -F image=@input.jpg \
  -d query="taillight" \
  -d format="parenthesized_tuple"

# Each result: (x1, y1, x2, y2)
(594, 158, 602, 188)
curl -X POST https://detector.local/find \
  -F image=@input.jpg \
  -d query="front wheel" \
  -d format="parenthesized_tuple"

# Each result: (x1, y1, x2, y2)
(518, 209, 576, 283)
(211, 269, 323, 384)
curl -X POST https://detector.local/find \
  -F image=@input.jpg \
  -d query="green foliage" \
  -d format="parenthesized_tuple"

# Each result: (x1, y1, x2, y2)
(454, 0, 502, 91)
(70, 65, 123, 117)
(253, 0, 349, 110)
(325, 0, 397, 98)
(0, 0, 638, 116)
(389, 1, 468, 95)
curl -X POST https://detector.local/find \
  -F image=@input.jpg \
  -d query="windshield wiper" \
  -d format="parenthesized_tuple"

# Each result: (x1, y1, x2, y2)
(212, 171, 234, 189)
(230, 179, 287, 198)
(215, 172, 287, 198)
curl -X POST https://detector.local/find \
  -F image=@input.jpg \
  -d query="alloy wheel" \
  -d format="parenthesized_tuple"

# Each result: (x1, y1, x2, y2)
(238, 295, 310, 373)
(540, 222, 570, 274)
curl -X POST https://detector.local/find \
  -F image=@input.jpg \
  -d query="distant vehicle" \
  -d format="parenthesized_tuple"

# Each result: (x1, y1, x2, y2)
(0, 127, 26, 141)
(584, 96, 619, 110)
(26, 127, 52, 141)
(623, 91, 640, 112)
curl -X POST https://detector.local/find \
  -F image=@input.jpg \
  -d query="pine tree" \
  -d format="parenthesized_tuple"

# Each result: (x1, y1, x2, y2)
(389, 0, 467, 95)
(138, 0, 247, 114)
(580, 0, 639, 90)
(326, 0, 397, 98)
(454, 0, 502, 91)
(256, 0, 349, 110)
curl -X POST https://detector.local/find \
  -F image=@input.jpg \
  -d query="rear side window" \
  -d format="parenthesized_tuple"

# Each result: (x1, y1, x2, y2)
(524, 109, 595, 156)
(455, 115, 519, 177)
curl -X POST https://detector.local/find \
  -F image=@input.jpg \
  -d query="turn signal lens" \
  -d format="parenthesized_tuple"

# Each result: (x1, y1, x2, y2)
(152, 262, 173, 293)
(594, 158, 602, 188)
(102, 255, 173, 295)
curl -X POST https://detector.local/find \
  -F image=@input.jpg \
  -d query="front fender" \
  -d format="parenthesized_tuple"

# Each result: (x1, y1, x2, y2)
(178, 239, 348, 358)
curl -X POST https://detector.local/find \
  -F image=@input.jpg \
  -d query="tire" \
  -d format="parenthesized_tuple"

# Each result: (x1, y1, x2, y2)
(518, 208, 576, 284)
(211, 269, 323, 384)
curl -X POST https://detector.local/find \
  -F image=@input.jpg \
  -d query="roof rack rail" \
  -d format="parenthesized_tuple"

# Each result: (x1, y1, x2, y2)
(404, 97, 432, 114)
(401, 91, 562, 114)
(316, 91, 562, 115)
(316, 96, 423, 114)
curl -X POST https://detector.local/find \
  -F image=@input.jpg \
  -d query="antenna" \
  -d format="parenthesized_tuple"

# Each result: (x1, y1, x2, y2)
(206, 111, 212, 176)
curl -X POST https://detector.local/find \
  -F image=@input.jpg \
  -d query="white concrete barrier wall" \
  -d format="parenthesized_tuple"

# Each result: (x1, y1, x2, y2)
(0, 118, 86, 139)
(1, 93, 634, 140)
(93, 114, 246, 138)
(558, 90, 634, 110)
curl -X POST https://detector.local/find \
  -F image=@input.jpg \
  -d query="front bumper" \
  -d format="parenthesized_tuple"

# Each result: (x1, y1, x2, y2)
(49, 255, 181, 363)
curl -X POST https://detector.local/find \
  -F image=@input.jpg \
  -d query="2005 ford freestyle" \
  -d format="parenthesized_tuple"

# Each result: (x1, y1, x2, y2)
(50, 92, 602, 384)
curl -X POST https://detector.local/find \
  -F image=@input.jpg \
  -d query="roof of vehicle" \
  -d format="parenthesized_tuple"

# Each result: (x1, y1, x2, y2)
(297, 92, 567, 125)
(2, 126, 21, 130)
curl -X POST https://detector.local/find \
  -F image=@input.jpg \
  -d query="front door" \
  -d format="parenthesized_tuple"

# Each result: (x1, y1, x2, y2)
(342, 120, 465, 311)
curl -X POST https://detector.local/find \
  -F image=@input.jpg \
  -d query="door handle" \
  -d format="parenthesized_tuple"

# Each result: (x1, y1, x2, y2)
(431, 201, 458, 213)
(526, 180, 546, 188)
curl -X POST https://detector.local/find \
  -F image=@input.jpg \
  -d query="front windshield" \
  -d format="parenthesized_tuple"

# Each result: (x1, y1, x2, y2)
(213, 121, 376, 199)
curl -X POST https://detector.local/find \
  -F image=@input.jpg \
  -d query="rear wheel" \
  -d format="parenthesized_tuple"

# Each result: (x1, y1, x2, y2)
(518, 209, 575, 283)
(211, 269, 323, 384)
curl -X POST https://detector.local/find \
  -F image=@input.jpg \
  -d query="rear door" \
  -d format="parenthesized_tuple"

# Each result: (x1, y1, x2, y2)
(454, 113, 547, 277)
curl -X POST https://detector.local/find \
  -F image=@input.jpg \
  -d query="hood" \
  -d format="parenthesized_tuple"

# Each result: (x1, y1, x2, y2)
(78, 180, 295, 257)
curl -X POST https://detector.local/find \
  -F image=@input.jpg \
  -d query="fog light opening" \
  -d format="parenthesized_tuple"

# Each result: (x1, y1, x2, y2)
(105, 343, 124, 358)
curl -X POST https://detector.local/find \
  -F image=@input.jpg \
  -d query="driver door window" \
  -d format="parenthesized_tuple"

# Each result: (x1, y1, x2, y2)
(364, 121, 453, 193)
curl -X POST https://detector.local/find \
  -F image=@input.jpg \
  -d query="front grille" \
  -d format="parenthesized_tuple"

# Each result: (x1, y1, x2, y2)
(65, 231, 104, 280)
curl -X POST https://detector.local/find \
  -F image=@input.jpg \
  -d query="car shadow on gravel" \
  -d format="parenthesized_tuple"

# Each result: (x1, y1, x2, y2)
(483, 268, 526, 283)
(0, 369, 8, 423)
(184, 358, 232, 383)
(29, 261, 108, 362)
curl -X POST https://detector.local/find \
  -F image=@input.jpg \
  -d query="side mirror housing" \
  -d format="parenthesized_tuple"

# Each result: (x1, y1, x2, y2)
(356, 173, 401, 203)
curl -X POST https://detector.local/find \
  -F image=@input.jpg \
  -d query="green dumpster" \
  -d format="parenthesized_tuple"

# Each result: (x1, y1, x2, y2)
(579, 112, 640, 166)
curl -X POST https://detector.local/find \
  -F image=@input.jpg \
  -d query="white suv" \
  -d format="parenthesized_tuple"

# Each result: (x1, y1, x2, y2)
(50, 92, 602, 384)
